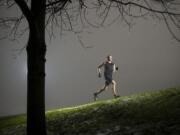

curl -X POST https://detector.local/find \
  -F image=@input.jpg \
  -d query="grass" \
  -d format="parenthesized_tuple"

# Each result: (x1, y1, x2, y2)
(0, 87, 180, 135)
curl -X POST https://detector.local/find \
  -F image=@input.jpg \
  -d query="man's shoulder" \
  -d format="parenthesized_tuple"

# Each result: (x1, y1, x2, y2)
(104, 62, 115, 65)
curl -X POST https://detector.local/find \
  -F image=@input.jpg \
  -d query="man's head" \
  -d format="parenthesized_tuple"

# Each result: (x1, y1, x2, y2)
(107, 55, 112, 62)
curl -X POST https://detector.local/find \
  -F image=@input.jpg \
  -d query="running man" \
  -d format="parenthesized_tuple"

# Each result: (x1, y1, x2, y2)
(94, 55, 119, 101)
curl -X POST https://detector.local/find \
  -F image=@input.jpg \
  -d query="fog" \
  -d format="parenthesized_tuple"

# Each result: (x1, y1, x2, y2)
(0, 17, 180, 116)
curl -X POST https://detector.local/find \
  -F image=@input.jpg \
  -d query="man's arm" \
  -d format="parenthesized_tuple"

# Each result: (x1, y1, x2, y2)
(97, 63, 104, 77)
(113, 64, 118, 72)
(113, 64, 116, 72)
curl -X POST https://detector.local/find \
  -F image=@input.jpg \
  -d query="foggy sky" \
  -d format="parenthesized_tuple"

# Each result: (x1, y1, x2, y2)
(0, 16, 180, 117)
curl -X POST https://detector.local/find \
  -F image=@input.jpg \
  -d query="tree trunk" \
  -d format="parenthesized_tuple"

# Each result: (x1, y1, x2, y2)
(26, 0, 47, 135)
(26, 34, 46, 135)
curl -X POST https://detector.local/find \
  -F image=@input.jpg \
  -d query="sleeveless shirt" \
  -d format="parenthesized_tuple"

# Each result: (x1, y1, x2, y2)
(104, 62, 114, 76)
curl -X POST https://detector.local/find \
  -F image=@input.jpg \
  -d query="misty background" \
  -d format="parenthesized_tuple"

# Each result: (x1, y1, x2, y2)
(0, 15, 180, 116)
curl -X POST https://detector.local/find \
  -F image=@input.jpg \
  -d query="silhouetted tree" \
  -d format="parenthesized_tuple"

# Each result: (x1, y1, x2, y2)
(0, 0, 179, 135)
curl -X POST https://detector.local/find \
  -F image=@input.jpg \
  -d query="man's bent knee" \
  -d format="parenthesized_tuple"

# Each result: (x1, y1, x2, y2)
(112, 80, 116, 85)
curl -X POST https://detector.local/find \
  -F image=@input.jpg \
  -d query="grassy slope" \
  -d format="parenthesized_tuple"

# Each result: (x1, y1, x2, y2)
(0, 87, 180, 135)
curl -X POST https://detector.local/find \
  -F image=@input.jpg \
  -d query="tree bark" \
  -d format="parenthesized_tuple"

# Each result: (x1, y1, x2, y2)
(14, 0, 47, 134)
(26, 0, 47, 135)
(27, 33, 46, 135)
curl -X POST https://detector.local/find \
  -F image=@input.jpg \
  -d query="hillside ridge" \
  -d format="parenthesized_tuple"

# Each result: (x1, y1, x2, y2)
(0, 87, 180, 135)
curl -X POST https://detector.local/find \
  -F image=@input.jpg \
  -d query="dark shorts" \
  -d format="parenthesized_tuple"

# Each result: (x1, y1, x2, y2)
(104, 74, 113, 86)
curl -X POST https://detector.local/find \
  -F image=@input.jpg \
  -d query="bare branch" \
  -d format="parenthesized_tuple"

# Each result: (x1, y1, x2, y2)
(14, 0, 32, 23)
(0, 0, 180, 42)
(110, 0, 180, 16)
(162, 14, 180, 42)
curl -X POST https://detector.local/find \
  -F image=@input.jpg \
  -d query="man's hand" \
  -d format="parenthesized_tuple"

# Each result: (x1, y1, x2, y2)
(98, 72, 102, 78)
(116, 66, 118, 71)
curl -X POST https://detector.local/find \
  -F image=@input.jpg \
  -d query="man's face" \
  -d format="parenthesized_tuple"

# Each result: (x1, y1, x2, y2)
(107, 56, 112, 61)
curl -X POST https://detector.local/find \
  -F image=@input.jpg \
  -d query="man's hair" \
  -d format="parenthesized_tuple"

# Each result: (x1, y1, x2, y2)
(106, 55, 112, 62)
(107, 55, 112, 58)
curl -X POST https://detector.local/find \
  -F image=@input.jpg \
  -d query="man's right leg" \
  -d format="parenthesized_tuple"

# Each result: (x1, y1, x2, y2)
(112, 80, 119, 98)
(94, 85, 108, 101)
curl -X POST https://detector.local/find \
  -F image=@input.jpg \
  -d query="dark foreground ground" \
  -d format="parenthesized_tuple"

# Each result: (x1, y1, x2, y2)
(0, 87, 180, 135)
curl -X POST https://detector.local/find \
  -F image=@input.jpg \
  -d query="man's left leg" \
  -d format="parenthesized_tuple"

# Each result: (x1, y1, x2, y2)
(94, 84, 108, 101)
